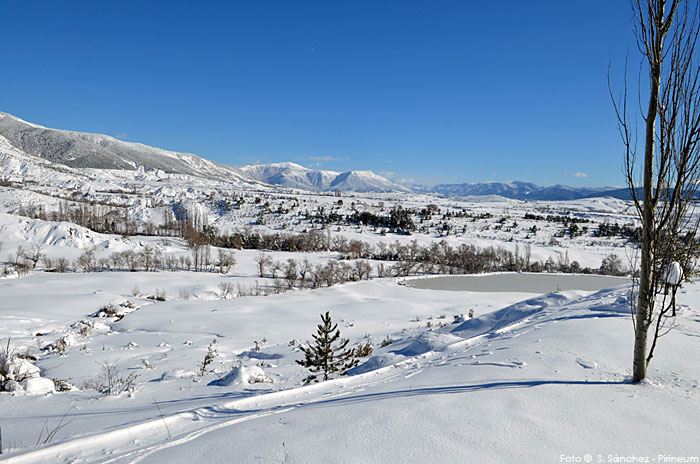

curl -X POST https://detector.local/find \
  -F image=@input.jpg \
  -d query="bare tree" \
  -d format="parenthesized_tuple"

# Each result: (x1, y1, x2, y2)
(76, 247, 97, 273)
(216, 249, 236, 274)
(13, 245, 24, 266)
(284, 258, 298, 288)
(298, 257, 312, 286)
(255, 252, 273, 278)
(26, 244, 44, 269)
(611, 0, 700, 382)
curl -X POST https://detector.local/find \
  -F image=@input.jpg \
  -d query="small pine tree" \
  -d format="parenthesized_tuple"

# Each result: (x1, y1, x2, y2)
(296, 311, 358, 384)
(198, 339, 218, 376)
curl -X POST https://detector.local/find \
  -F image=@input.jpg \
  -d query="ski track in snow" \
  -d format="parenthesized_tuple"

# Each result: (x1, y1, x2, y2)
(4, 298, 547, 463)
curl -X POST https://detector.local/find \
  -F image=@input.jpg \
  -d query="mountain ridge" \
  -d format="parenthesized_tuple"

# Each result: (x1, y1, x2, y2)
(240, 162, 410, 193)
(0, 111, 258, 184)
(427, 181, 624, 201)
(1, 111, 640, 199)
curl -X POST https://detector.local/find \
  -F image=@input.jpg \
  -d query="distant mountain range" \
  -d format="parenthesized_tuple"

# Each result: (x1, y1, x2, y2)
(240, 162, 410, 193)
(0, 111, 640, 199)
(0, 112, 408, 193)
(427, 181, 625, 201)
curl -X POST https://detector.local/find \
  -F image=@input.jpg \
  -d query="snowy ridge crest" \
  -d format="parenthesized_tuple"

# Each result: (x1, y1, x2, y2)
(0, 111, 259, 184)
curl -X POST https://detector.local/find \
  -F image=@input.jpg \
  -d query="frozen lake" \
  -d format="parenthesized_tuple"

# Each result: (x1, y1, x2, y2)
(405, 273, 631, 293)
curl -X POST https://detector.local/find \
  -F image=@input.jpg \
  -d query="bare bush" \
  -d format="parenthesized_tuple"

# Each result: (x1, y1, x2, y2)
(216, 249, 236, 274)
(76, 247, 97, 272)
(218, 281, 235, 299)
(88, 359, 139, 396)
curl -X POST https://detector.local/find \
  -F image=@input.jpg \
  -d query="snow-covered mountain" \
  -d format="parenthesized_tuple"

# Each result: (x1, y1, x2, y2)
(429, 181, 618, 201)
(1, 111, 631, 199)
(241, 162, 411, 193)
(0, 112, 257, 184)
(239, 162, 338, 191)
(0, 112, 410, 193)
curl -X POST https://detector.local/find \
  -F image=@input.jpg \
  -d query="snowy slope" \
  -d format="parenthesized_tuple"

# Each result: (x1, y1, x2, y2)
(240, 162, 340, 191)
(329, 169, 410, 192)
(0, 112, 258, 184)
(1, 273, 698, 463)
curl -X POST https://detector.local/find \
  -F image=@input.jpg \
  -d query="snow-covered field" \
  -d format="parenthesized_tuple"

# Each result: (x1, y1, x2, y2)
(1, 222, 698, 462)
(1, 266, 698, 462)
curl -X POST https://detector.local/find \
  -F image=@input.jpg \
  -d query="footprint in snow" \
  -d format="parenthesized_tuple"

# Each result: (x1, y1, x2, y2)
(576, 358, 599, 369)
(470, 360, 526, 368)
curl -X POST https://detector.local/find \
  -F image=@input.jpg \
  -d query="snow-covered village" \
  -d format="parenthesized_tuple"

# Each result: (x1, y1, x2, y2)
(1, 2, 699, 463)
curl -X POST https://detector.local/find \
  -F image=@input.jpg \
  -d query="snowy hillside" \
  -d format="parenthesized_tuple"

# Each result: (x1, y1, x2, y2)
(241, 162, 410, 193)
(0, 268, 698, 462)
(329, 169, 409, 192)
(0, 112, 258, 184)
(240, 162, 340, 191)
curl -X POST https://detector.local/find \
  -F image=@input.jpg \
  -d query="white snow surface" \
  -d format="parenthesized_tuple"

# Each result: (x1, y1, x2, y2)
(0, 265, 698, 462)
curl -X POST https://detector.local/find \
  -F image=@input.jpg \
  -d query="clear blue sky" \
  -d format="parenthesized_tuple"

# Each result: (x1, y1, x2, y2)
(1, 1, 637, 187)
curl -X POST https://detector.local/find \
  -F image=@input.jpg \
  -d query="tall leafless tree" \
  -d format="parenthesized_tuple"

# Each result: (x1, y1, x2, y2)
(610, 0, 700, 382)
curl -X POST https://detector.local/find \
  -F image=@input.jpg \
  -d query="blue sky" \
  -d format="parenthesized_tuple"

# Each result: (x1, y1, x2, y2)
(1, 1, 636, 187)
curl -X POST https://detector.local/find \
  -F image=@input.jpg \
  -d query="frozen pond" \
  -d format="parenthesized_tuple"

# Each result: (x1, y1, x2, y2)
(405, 273, 630, 293)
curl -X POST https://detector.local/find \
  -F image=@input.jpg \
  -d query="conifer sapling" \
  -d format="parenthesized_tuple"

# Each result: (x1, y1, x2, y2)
(296, 311, 359, 384)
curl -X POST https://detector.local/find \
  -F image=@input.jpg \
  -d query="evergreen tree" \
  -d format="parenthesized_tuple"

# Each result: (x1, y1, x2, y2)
(296, 311, 358, 383)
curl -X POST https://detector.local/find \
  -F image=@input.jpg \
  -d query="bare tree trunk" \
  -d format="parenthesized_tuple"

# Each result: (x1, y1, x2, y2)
(631, 0, 678, 382)
(633, 71, 659, 381)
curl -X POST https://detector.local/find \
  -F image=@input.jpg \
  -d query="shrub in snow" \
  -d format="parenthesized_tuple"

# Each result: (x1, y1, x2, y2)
(218, 281, 235, 299)
(296, 311, 359, 384)
(1, 340, 52, 394)
(147, 289, 166, 301)
(198, 339, 219, 376)
(179, 288, 191, 300)
(94, 303, 120, 318)
(44, 335, 70, 353)
(76, 247, 97, 272)
(354, 340, 373, 357)
(52, 378, 77, 392)
(85, 359, 139, 396)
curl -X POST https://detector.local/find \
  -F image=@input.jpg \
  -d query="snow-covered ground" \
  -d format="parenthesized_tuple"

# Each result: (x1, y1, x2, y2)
(1, 266, 698, 462)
